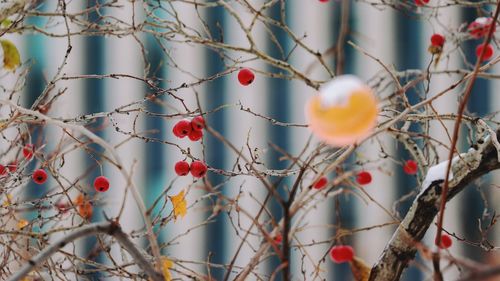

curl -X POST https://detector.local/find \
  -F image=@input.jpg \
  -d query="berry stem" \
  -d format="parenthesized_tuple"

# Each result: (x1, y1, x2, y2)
(433, 3, 500, 280)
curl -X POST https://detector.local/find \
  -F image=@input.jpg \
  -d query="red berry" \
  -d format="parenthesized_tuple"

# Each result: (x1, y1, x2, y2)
(356, 171, 372, 185)
(190, 161, 207, 178)
(0, 164, 6, 176)
(32, 169, 48, 184)
(93, 176, 110, 192)
(476, 43, 494, 61)
(330, 245, 354, 263)
(468, 17, 496, 39)
(403, 160, 418, 175)
(174, 161, 190, 176)
(188, 129, 203, 141)
(8, 162, 17, 172)
(55, 201, 69, 213)
(172, 123, 183, 138)
(319, 0, 329, 2)
(237, 68, 255, 86)
(468, 22, 484, 39)
(191, 116, 205, 131)
(23, 144, 34, 160)
(430, 33, 445, 47)
(274, 233, 282, 244)
(173, 120, 192, 138)
(313, 176, 328, 189)
(414, 0, 429, 6)
(438, 234, 453, 249)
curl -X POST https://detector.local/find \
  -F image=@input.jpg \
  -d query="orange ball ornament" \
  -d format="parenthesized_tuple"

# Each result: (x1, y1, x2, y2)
(305, 75, 378, 146)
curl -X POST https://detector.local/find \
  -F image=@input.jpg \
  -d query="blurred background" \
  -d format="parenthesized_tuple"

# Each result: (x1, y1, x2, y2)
(2, 0, 500, 280)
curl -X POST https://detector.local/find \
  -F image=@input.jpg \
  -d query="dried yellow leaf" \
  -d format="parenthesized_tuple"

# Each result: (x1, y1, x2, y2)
(17, 219, 28, 229)
(1, 19, 12, 28)
(169, 190, 187, 221)
(3, 193, 12, 206)
(160, 256, 173, 281)
(350, 256, 371, 281)
(0, 39, 21, 71)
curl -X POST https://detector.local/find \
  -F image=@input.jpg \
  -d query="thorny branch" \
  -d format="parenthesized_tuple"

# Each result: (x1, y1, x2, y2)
(7, 221, 163, 281)
(1, 1, 500, 281)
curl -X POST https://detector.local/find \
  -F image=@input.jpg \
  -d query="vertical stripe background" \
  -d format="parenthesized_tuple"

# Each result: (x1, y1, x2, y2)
(2, 1, 498, 280)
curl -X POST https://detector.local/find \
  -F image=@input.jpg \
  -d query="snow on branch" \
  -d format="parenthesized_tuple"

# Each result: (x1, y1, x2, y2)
(368, 130, 500, 281)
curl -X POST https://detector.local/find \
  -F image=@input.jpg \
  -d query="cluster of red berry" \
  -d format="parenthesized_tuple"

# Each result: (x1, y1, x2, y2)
(175, 160, 207, 178)
(172, 115, 208, 178)
(0, 162, 17, 176)
(25, 142, 111, 194)
(0, 144, 32, 177)
(20, 143, 50, 185)
(327, 233, 452, 265)
(33, 168, 110, 193)
(23, 144, 34, 159)
(312, 160, 417, 190)
(310, 171, 371, 190)
(173, 116, 205, 141)
(469, 17, 496, 39)
(429, 17, 496, 62)
(353, 160, 417, 187)
(16, 143, 49, 185)
(469, 17, 496, 61)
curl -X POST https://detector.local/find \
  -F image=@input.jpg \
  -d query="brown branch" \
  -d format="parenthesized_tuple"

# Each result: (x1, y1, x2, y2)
(7, 221, 163, 281)
(434, 2, 500, 280)
(368, 129, 500, 281)
(456, 264, 500, 281)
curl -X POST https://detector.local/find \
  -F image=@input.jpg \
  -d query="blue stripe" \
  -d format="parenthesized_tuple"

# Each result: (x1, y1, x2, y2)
(203, 4, 228, 280)
(394, 9, 423, 281)
(81, 1, 106, 278)
(460, 7, 492, 263)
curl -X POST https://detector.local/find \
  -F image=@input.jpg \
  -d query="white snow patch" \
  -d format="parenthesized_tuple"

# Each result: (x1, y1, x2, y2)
(319, 75, 366, 108)
(475, 17, 490, 25)
(419, 155, 462, 195)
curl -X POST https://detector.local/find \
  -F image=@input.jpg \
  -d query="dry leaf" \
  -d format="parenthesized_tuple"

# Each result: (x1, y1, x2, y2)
(3, 193, 12, 207)
(160, 256, 173, 281)
(350, 256, 371, 281)
(169, 190, 187, 221)
(0, 39, 21, 71)
(75, 194, 93, 219)
(17, 219, 28, 229)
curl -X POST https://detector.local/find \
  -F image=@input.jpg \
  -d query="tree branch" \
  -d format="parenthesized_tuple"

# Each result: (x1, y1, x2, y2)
(7, 221, 163, 281)
(369, 128, 500, 281)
